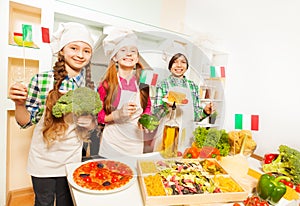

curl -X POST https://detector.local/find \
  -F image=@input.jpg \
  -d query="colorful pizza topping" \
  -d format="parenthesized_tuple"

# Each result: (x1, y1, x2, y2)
(73, 160, 133, 191)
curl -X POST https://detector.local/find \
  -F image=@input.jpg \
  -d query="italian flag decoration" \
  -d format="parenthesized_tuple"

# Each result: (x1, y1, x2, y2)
(140, 70, 158, 86)
(22, 24, 33, 42)
(210, 66, 226, 78)
(235, 114, 259, 131)
(41, 27, 50, 43)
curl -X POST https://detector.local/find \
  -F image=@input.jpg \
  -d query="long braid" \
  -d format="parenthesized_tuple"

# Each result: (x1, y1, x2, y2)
(85, 62, 95, 90)
(43, 54, 68, 146)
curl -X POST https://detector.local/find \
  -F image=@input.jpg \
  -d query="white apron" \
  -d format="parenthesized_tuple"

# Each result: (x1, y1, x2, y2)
(153, 83, 194, 153)
(27, 114, 83, 177)
(99, 76, 144, 158)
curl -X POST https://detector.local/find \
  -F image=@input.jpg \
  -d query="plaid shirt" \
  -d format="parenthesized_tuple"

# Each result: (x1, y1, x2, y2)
(23, 69, 86, 128)
(153, 75, 208, 121)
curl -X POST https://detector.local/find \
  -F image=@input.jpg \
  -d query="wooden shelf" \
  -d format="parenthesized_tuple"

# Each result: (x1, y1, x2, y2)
(9, 1, 41, 46)
(7, 57, 39, 94)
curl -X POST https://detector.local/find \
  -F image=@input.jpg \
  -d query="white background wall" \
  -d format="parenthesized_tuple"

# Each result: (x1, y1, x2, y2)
(183, 0, 300, 154)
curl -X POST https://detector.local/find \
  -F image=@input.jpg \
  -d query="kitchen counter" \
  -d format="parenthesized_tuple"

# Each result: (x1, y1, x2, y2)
(66, 153, 298, 206)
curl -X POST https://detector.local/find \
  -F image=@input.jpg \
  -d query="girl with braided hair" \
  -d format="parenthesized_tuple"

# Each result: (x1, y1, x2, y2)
(8, 22, 96, 206)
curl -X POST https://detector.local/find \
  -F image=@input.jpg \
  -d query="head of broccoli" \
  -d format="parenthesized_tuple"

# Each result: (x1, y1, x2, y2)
(262, 145, 300, 184)
(52, 87, 102, 118)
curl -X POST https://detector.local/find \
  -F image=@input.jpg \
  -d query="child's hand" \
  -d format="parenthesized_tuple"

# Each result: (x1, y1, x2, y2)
(8, 83, 28, 105)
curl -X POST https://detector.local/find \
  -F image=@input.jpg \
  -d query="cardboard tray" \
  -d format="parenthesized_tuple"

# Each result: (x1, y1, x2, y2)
(137, 158, 249, 206)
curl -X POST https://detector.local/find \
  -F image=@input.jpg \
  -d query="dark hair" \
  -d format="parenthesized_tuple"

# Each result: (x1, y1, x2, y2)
(168, 53, 189, 70)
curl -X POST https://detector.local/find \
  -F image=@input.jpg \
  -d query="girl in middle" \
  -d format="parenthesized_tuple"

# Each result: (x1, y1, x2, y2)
(97, 28, 151, 158)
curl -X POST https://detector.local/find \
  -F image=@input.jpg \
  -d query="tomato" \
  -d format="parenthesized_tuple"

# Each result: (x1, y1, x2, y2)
(111, 176, 119, 183)
(260, 201, 269, 206)
(263, 153, 278, 164)
(96, 171, 103, 179)
(252, 196, 260, 203)
(285, 181, 294, 188)
(243, 198, 250, 205)
(233, 203, 241, 206)
(279, 179, 287, 184)
(89, 162, 96, 168)
(295, 184, 300, 193)
(181, 99, 188, 104)
(177, 151, 183, 157)
(280, 179, 293, 188)
(83, 176, 91, 182)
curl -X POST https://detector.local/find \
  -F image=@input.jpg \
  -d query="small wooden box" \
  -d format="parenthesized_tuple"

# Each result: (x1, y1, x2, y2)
(137, 158, 249, 206)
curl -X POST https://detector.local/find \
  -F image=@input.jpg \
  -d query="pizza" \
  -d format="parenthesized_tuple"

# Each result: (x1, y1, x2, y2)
(72, 160, 134, 192)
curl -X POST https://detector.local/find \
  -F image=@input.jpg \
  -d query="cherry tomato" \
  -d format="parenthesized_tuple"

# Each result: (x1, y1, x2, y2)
(243, 198, 250, 205)
(177, 151, 183, 157)
(295, 184, 300, 193)
(96, 171, 103, 179)
(89, 162, 96, 168)
(83, 176, 91, 182)
(111, 176, 119, 183)
(252, 196, 260, 203)
(260, 201, 269, 206)
(285, 181, 294, 188)
(279, 179, 287, 184)
(233, 203, 241, 206)
(263, 153, 278, 164)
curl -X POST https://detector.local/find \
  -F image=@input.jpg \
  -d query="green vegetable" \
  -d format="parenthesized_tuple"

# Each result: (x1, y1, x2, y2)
(193, 127, 230, 156)
(138, 114, 160, 131)
(52, 87, 102, 118)
(262, 145, 300, 184)
(257, 173, 290, 204)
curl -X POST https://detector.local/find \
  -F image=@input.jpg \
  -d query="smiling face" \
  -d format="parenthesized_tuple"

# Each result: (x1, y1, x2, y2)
(60, 41, 92, 75)
(169, 54, 188, 78)
(113, 45, 139, 70)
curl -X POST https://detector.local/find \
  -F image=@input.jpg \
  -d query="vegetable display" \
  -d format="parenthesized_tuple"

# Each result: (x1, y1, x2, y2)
(257, 173, 290, 204)
(52, 87, 102, 118)
(193, 127, 230, 156)
(138, 114, 160, 131)
(262, 145, 300, 184)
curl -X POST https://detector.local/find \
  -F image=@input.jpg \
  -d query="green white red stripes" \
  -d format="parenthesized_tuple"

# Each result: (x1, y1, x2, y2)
(210, 66, 225, 78)
(140, 70, 158, 86)
(235, 114, 259, 131)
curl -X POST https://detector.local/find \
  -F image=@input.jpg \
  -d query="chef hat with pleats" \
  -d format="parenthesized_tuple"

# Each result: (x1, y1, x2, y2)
(102, 26, 138, 60)
(50, 22, 94, 55)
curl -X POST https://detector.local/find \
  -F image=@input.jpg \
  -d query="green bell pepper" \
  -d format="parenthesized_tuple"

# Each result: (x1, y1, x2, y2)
(257, 173, 290, 204)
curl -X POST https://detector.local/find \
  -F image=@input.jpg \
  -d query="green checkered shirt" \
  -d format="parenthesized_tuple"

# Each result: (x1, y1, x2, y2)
(153, 75, 208, 121)
(24, 69, 86, 128)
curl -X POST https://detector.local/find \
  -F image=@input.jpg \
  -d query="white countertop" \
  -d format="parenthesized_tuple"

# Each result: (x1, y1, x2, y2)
(66, 154, 298, 206)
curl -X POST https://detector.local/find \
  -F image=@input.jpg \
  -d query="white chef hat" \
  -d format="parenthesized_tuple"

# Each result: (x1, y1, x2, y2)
(102, 26, 138, 60)
(162, 39, 188, 63)
(50, 22, 94, 55)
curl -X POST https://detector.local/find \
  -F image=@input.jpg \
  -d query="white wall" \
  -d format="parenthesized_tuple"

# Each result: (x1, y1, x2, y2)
(184, 0, 300, 155)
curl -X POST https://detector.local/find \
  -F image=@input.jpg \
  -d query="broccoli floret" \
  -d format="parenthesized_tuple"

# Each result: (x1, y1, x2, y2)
(262, 145, 300, 184)
(52, 87, 102, 118)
